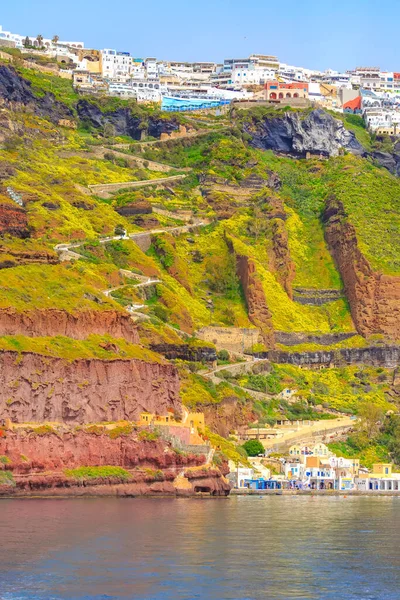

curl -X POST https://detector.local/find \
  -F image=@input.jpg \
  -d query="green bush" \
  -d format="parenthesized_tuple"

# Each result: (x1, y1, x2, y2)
(242, 439, 265, 456)
(65, 466, 131, 481)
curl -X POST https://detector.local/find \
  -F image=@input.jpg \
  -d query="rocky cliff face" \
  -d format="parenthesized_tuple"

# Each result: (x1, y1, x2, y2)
(0, 65, 72, 122)
(275, 331, 356, 346)
(0, 352, 180, 423)
(235, 253, 275, 347)
(203, 396, 256, 438)
(0, 308, 140, 342)
(261, 346, 400, 369)
(243, 109, 365, 158)
(0, 245, 58, 269)
(149, 343, 217, 362)
(0, 203, 30, 239)
(372, 143, 400, 176)
(270, 217, 295, 298)
(0, 430, 231, 497)
(77, 100, 179, 140)
(324, 196, 400, 339)
(0, 430, 201, 473)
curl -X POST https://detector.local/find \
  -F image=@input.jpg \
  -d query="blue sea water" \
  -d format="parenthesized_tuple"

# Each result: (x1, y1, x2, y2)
(0, 495, 399, 599)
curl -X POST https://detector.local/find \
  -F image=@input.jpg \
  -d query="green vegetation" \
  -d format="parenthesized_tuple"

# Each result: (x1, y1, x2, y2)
(16, 66, 79, 108)
(0, 334, 162, 363)
(0, 470, 15, 486)
(138, 429, 160, 441)
(206, 429, 250, 467)
(242, 439, 265, 456)
(225, 363, 395, 416)
(65, 466, 131, 481)
(0, 66, 398, 466)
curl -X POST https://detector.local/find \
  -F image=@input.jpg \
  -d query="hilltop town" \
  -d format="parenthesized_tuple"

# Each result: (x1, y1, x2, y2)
(1, 23, 400, 130)
(0, 23, 398, 497)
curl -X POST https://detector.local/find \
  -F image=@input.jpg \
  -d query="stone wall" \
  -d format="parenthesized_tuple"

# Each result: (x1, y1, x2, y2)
(196, 326, 262, 353)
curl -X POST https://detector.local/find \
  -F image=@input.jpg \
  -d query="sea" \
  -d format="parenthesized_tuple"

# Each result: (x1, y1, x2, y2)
(0, 495, 399, 599)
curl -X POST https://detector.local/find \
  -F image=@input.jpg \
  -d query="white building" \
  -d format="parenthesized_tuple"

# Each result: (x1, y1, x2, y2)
(363, 107, 392, 130)
(108, 80, 166, 102)
(356, 66, 381, 90)
(102, 49, 132, 81)
(223, 54, 279, 87)
(0, 24, 84, 50)
(284, 461, 305, 481)
(145, 57, 158, 79)
(308, 82, 324, 103)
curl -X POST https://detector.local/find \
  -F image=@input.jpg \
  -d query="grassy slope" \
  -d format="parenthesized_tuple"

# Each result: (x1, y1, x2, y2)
(0, 334, 163, 362)
(0, 263, 121, 312)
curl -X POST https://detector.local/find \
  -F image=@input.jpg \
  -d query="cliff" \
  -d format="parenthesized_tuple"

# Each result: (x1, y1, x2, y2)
(235, 253, 275, 346)
(324, 195, 400, 340)
(270, 215, 295, 298)
(149, 343, 217, 362)
(0, 65, 72, 122)
(0, 202, 30, 239)
(243, 109, 365, 158)
(0, 430, 230, 497)
(0, 352, 180, 423)
(0, 245, 58, 269)
(77, 100, 180, 140)
(260, 346, 400, 369)
(0, 308, 139, 342)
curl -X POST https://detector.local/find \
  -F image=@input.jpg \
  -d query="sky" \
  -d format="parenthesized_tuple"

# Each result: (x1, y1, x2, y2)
(1, 0, 398, 72)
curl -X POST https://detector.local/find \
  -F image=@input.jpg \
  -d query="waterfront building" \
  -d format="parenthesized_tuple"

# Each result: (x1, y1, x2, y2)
(355, 463, 400, 492)
(288, 442, 331, 461)
(284, 460, 305, 481)
(304, 456, 336, 490)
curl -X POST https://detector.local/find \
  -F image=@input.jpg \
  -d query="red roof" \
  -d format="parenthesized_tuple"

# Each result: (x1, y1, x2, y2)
(343, 96, 361, 110)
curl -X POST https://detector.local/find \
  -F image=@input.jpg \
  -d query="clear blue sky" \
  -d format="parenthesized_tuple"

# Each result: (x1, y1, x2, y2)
(1, 0, 397, 71)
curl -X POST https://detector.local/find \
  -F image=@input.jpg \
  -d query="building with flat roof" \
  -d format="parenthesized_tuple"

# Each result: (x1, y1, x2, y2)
(265, 81, 309, 101)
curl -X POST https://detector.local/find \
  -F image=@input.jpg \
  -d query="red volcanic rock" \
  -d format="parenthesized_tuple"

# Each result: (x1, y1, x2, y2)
(324, 196, 400, 340)
(0, 203, 30, 238)
(235, 253, 275, 347)
(270, 218, 295, 298)
(0, 430, 230, 497)
(0, 308, 140, 342)
(0, 431, 203, 473)
(0, 245, 58, 269)
(0, 353, 180, 423)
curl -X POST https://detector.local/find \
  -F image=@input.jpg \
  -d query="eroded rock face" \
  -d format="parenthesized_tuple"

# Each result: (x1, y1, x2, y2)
(116, 200, 152, 216)
(203, 396, 256, 438)
(0, 352, 180, 423)
(270, 217, 295, 298)
(149, 343, 217, 362)
(0, 65, 72, 122)
(0, 203, 30, 238)
(0, 309, 140, 342)
(0, 431, 231, 497)
(235, 253, 275, 347)
(275, 331, 356, 346)
(244, 109, 365, 158)
(260, 346, 400, 368)
(77, 100, 180, 140)
(324, 196, 400, 339)
(0, 431, 201, 473)
(0, 245, 58, 269)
